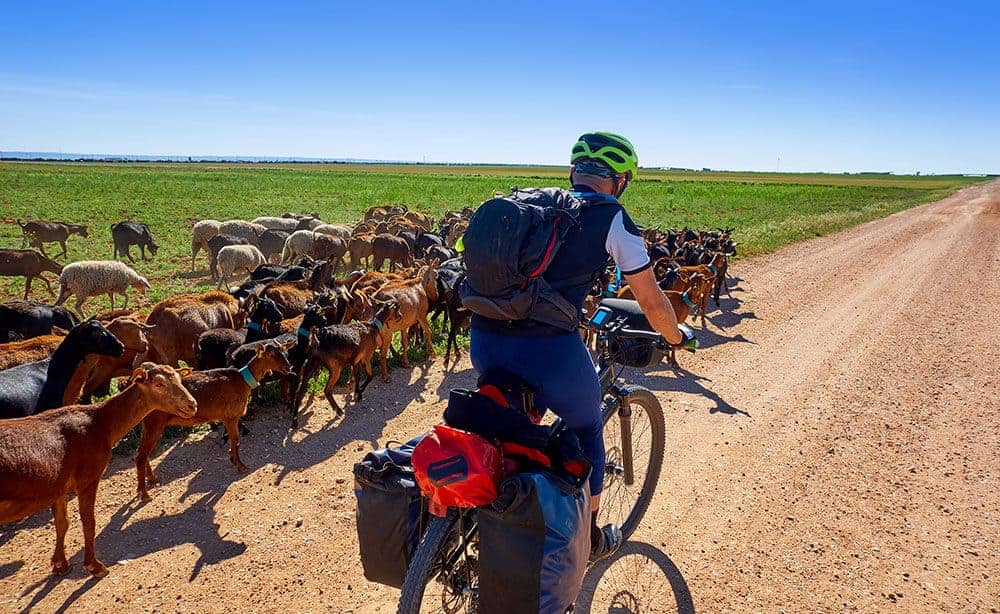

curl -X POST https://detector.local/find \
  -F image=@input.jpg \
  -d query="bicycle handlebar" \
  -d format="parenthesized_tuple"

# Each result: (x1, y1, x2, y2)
(616, 327, 666, 343)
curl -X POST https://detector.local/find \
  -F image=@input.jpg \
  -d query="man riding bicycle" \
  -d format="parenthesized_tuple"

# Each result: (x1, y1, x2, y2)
(468, 132, 688, 562)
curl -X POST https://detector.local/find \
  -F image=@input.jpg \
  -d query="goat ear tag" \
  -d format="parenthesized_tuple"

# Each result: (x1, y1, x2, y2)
(177, 367, 192, 377)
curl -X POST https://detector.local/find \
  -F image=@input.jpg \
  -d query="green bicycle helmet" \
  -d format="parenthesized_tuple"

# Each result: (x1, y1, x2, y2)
(571, 132, 639, 179)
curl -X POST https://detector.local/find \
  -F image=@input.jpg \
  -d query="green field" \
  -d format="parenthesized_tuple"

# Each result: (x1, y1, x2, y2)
(0, 161, 986, 305)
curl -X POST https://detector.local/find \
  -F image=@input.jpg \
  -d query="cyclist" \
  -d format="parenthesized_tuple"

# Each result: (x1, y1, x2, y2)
(468, 131, 687, 561)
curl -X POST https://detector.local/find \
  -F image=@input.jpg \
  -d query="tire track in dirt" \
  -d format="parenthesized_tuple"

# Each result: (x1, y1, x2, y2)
(0, 181, 997, 613)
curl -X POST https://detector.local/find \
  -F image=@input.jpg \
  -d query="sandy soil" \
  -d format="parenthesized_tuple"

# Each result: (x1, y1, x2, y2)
(1, 180, 997, 613)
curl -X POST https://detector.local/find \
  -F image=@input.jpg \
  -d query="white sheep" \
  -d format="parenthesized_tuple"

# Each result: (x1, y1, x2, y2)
(191, 219, 222, 271)
(55, 260, 151, 316)
(219, 220, 267, 245)
(251, 216, 301, 232)
(216, 245, 266, 289)
(281, 230, 316, 264)
(313, 224, 352, 239)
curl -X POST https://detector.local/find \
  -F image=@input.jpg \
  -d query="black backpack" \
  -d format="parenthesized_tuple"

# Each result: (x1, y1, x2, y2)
(459, 187, 614, 331)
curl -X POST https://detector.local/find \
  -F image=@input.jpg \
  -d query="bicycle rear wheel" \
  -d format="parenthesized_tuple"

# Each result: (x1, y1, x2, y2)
(598, 385, 665, 540)
(397, 511, 478, 614)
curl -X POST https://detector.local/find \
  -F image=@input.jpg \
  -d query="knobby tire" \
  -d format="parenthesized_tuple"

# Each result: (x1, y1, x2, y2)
(603, 385, 665, 540)
(397, 511, 460, 614)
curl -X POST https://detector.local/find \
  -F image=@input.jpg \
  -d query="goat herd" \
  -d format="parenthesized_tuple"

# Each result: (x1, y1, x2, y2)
(0, 203, 736, 580)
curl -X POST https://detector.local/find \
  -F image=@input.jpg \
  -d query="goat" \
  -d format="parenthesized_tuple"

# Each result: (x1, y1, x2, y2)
(292, 300, 400, 421)
(250, 260, 311, 282)
(195, 295, 285, 369)
(372, 263, 438, 381)
(0, 300, 78, 343)
(142, 292, 243, 367)
(110, 221, 159, 262)
(17, 220, 89, 259)
(0, 249, 64, 300)
(371, 233, 412, 271)
(227, 303, 328, 415)
(69, 317, 154, 404)
(258, 261, 332, 318)
(0, 331, 67, 371)
(313, 235, 348, 272)
(0, 364, 196, 577)
(0, 320, 124, 419)
(347, 233, 374, 269)
(135, 342, 292, 499)
(440, 272, 471, 365)
(256, 229, 290, 263)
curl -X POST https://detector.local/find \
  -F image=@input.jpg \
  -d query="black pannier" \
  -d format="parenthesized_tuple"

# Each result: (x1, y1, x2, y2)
(598, 298, 665, 368)
(353, 433, 427, 588)
(477, 470, 591, 614)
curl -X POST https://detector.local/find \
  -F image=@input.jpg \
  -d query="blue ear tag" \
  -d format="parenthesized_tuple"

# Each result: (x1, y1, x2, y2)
(239, 366, 260, 389)
(247, 321, 262, 332)
(682, 291, 697, 308)
(708, 263, 719, 275)
(372, 318, 384, 332)
(296, 327, 310, 339)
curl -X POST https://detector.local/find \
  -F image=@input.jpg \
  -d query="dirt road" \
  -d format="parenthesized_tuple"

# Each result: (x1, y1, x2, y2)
(1, 180, 997, 613)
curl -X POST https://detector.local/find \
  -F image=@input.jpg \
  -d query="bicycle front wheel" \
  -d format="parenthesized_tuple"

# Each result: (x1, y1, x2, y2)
(397, 511, 478, 614)
(599, 385, 665, 540)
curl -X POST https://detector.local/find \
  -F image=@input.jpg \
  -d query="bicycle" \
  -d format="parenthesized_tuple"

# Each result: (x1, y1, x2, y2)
(397, 307, 673, 613)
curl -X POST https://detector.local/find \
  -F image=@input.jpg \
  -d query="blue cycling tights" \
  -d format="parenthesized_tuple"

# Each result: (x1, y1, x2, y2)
(469, 329, 604, 496)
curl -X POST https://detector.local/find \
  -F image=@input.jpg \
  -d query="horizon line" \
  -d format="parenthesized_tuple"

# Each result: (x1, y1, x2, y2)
(0, 151, 993, 177)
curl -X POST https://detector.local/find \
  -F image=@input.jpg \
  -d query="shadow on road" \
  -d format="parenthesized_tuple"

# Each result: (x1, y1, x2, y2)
(636, 370, 751, 418)
(577, 540, 695, 614)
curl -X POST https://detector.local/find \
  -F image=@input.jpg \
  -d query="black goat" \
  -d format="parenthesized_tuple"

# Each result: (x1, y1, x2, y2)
(195, 296, 285, 369)
(0, 320, 124, 419)
(0, 301, 79, 342)
(256, 229, 290, 263)
(229, 303, 328, 425)
(291, 300, 398, 423)
(111, 221, 159, 262)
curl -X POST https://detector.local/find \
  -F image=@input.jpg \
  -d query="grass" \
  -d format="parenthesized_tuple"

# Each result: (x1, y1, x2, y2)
(0, 161, 984, 305)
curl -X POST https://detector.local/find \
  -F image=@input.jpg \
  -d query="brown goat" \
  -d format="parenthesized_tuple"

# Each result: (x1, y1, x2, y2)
(65, 317, 153, 404)
(259, 261, 332, 318)
(142, 291, 243, 366)
(17, 220, 89, 259)
(347, 233, 374, 269)
(371, 233, 412, 271)
(373, 263, 439, 381)
(135, 342, 293, 499)
(313, 235, 348, 271)
(0, 364, 196, 577)
(0, 249, 64, 300)
(0, 331, 67, 371)
(291, 300, 400, 420)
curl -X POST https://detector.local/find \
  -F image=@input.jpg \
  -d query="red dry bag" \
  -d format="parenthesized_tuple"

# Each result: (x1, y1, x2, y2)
(412, 424, 502, 516)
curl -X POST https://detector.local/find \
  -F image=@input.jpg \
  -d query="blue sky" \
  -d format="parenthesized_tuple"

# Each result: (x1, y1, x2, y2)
(1, 1, 997, 173)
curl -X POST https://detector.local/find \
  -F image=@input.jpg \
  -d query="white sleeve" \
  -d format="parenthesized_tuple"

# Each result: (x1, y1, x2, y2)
(605, 210, 650, 275)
